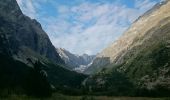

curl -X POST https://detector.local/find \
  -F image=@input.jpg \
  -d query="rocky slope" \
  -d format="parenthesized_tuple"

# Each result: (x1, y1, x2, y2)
(83, 0, 170, 96)
(85, 0, 170, 74)
(56, 48, 95, 72)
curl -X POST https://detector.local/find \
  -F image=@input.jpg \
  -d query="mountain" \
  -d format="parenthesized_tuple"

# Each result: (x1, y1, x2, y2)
(83, 0, 170, 96)
(0, 0, 87, 96)
(84, 0, 170, 74)
(0, 0, 64, 64)
(56, 48, 95, 72)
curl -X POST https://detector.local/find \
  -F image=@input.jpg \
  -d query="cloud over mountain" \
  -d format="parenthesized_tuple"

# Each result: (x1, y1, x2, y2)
(16, 0, 159, 55)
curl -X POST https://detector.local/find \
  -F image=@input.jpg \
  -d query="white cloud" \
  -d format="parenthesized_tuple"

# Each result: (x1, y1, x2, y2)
(58, 6, 70, 14)
(17, 0, 160, 55)
(46, 4, 124, 54)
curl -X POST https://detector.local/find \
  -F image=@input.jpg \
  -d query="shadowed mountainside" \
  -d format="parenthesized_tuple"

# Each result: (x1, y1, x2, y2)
(0, 0, 87, 97)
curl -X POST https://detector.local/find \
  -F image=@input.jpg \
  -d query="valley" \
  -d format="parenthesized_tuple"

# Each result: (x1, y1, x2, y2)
(0, 0, 170, 99)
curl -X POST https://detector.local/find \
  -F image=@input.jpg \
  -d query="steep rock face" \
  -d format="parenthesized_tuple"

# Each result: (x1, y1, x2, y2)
(0, 0, 63, 64)
(85, 0, 170, 74)
(56, 48, 95, 72)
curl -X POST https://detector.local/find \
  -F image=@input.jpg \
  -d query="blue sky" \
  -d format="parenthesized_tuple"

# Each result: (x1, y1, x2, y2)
(16, 0, 160, 55)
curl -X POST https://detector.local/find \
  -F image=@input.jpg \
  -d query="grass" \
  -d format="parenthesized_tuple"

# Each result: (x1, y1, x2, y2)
(0, 94, 169, 100)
